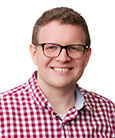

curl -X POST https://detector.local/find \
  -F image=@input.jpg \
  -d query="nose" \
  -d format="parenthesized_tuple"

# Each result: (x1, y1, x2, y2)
(55, 49, 71, 62)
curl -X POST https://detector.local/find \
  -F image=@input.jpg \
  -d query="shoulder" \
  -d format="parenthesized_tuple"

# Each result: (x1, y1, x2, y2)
(0, 82, 29, 102)
(79, 87, 115, 134)
(79, 87, 115, 110)
(0, 72, 37, 105)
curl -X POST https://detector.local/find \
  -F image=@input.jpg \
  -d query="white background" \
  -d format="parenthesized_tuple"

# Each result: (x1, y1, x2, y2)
(0, 0, 115, 103)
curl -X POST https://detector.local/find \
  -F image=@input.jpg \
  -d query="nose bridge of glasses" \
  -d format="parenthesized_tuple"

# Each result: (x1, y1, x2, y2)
(58, 45, 69, 57)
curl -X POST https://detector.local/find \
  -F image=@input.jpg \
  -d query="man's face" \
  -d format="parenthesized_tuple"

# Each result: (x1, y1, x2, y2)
(30, 21, 91, 90)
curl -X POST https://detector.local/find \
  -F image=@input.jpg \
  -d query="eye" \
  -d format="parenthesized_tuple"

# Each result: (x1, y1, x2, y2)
(69, 46, 84, 52)
(45, 44, 59, 51)
(70, 47, 77, 51)
(48, 46, 56, 49)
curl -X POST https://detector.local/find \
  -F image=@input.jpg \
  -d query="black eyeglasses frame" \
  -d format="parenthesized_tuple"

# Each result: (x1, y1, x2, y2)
(35, 43, 90, 59)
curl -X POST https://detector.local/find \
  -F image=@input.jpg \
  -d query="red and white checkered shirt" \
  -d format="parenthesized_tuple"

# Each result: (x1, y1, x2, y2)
(0, 72, 115, 138)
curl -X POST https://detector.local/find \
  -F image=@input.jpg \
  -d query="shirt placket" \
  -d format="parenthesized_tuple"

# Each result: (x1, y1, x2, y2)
(60, 106, 78, 138)
(47, 103, 78, 138)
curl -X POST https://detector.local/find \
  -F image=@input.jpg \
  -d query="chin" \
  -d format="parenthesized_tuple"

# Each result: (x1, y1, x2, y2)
(52, 79, 75, 89)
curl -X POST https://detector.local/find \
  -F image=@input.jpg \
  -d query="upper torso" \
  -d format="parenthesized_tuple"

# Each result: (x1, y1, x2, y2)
(0, 72, 115, 138)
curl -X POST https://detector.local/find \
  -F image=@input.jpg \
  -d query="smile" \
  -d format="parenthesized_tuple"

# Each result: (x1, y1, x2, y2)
(51, 67, 72, 72)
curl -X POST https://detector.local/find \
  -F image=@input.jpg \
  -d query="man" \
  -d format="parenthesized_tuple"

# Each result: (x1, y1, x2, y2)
(0, 7, 115, 137)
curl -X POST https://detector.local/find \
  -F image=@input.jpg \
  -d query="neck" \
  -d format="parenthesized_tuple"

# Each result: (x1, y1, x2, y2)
(37, 78, 76, 114)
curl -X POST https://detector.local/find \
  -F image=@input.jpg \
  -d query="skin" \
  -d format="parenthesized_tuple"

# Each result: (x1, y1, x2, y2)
(30, 21, 91, 114)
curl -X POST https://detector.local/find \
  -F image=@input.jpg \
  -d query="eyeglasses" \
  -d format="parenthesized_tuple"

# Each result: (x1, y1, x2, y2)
(35, 43, 89, 59)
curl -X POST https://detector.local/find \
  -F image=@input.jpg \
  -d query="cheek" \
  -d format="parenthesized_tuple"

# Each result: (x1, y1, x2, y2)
(36, 52, 52, 70)
(78, 52, 90, 68)
(72, 59, 86, 82)
(75, 58, 86, 69)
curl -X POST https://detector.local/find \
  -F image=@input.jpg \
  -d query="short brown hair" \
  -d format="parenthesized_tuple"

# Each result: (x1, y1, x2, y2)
(32, 7, 91, 46)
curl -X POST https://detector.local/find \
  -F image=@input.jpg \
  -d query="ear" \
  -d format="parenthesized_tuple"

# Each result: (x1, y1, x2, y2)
(85, 48, 92, 67)
(29, 44, 38, 65)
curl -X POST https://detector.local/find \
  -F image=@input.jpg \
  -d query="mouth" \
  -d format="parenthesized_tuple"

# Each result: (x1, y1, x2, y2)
(51, 67, 73, 72)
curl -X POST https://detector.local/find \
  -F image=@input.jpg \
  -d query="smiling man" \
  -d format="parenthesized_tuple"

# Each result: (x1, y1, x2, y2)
(0, 7, 115, 137)
(30, 20, 91, 115)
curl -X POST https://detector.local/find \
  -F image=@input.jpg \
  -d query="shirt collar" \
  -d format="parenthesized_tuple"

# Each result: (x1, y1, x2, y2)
(28, 71, 47, 109)
(79, 87, 93, 111)
(75, 86, 84, 110)
(28, 72, 93, 111)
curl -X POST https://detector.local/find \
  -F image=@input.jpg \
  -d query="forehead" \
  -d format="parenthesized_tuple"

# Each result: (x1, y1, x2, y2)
(38, 21, 86, 44)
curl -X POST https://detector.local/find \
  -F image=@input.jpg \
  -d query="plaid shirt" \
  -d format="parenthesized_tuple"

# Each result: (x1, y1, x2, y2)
(0, 72, 115, 138)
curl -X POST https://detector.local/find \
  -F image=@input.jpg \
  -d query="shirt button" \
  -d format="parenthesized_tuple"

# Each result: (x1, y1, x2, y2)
(60, 124, 64, 128)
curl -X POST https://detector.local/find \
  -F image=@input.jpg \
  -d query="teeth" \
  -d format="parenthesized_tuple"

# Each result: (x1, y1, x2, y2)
(53, 68, 70, 71)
